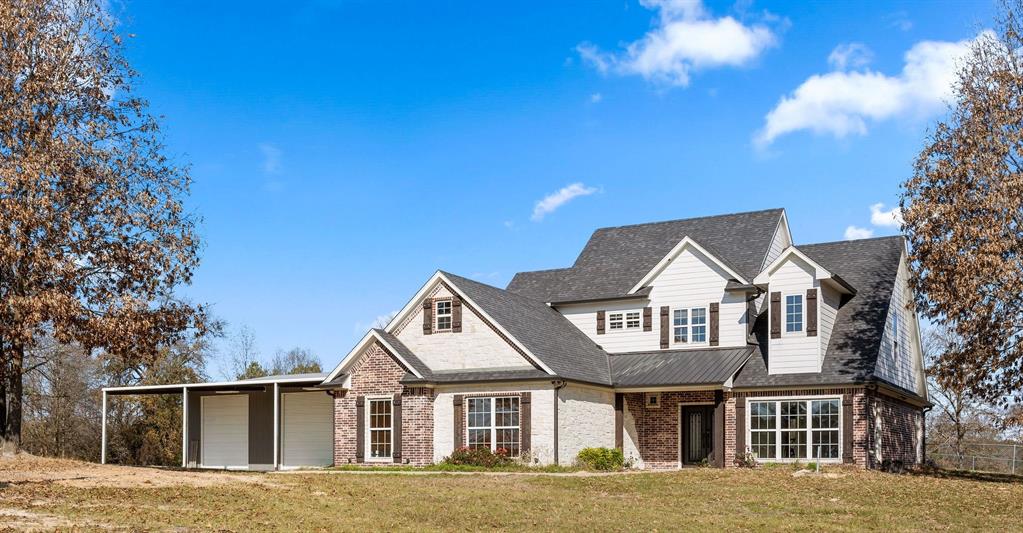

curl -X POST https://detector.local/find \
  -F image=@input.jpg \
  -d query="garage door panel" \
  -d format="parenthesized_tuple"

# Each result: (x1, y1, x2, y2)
(282, 392, 333, 468)
(201, 395, 249, 469)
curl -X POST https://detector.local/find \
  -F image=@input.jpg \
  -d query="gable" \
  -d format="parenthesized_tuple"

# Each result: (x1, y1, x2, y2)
(394, 280, 536, 371)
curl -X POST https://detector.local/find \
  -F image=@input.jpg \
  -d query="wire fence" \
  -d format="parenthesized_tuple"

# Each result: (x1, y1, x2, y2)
(926, 442, 1022, 475)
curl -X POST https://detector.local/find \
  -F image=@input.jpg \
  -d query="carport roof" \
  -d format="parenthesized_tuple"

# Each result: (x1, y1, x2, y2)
(101, 373, 328, 395)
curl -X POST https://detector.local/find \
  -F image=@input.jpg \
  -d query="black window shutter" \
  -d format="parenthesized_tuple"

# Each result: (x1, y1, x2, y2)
(806, 288, 818, 337)
(451, 296, 463, 333)
(453, 395, 464, 450)
(520, 392, 531, 457)
(355, 396, 365, 462)
(392, 393, 403, 463)
(422, 300, 433, 335)
(770, 292, 781, 339)
(709, 302, 720, 346)
(659, 306, 670, 349)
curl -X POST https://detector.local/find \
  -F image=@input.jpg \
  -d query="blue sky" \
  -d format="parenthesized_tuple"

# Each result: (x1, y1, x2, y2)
(114, 0, 994, 374)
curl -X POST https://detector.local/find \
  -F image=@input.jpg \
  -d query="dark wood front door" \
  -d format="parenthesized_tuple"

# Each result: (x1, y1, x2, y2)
(682, 406, 714, 465)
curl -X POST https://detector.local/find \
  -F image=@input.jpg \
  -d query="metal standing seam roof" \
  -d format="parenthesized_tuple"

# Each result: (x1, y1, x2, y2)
(507, 208, 785, 302)
(610, 346, 755, 387)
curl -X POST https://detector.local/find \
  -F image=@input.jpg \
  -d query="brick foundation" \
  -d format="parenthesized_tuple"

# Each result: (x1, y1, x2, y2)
(333, 342, 435, 466)
(870, 391, 924, 469)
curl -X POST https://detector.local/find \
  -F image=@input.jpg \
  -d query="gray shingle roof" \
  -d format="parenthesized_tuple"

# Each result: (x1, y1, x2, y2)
(372, 328, 434, 379)
(442, 271, 612, 385)
(508, 208, 785, 302)
(610, 346, 754, 387)
(732, 236, 909, 391)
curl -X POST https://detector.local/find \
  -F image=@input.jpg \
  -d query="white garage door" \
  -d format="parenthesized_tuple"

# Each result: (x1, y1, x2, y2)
(282, 392, 334, 468)
(201, 394, 249, 469)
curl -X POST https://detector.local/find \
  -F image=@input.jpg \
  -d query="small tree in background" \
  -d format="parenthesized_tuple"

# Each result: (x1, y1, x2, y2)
(269, 348, 321, 375)
(901, 1, 1023, 409)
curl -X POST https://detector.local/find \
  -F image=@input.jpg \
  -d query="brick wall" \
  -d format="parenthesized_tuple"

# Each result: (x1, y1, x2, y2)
(870, 391, 923, 469)
(623, 391, 715, 469)
(333, 342, 435, 466)
(726, 388, 870, 468)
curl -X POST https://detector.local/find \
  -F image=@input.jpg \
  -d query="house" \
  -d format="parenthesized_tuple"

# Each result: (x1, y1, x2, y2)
(100, 208, 929, 470)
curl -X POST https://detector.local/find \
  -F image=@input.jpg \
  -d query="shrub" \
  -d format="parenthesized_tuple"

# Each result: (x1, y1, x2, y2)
(733, 450, 758, 468)
(576, 447, 628, 471)
(442, 446, 512, 467)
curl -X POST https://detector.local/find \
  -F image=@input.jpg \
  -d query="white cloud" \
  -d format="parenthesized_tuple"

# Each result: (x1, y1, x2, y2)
(590, 92, 603, 103)
(577, 0, 779, 88)
(259, 143, 282, 174)
(353, 310, 398, 334)
(869, 202, 904, 227)
(531, 182, 599, 221)
(827, 43, 873, 70)
(756, 33, 988, 147)
(844, 225, 874, 240)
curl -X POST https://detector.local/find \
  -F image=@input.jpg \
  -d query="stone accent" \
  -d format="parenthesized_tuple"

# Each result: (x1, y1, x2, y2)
(623, 391, 715, 469)
(333, 342, 435, 466)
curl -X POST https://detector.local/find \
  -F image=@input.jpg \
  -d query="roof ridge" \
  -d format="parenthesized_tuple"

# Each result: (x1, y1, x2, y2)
(590, 208, 784, 233)
(798, 235, 905, 248)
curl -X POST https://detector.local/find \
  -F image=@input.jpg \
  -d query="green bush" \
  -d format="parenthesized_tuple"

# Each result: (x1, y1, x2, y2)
(442, 446, 513, 467)
(576, 447, 628, 471)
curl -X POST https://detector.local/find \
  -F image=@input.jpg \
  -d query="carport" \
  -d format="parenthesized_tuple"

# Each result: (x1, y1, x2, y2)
(101, 373, 339, 470)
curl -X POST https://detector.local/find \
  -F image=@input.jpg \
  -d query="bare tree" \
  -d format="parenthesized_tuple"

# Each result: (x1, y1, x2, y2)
(269, 348, 321, 376)
(901, 0, 1023, 407)
(0, 0, 211, 449)
(222, 325, 261, 380)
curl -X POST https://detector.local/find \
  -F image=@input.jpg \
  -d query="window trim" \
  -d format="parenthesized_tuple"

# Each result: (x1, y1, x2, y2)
(365, 396, 394, 462)
(434, 299, 453, 332)
(607, 311, 641, 332)
(673, 306, 708, 345)
(782, 293, 804, 336)
(744, 396, 843, 463)
(465, 395, 522, 457)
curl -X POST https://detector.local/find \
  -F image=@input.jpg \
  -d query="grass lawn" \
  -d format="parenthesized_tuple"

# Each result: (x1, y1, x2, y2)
(2, 458, 1022, 531)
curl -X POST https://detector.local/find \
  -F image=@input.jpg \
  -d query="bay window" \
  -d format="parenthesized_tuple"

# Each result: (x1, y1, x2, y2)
(747, 398, 841, 461)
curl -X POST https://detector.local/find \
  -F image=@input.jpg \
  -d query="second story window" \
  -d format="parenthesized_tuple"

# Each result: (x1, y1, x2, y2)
(608, 312, 624, 330)
(626, 311, 641, 329)
(673, 307, 707, 344)
(608, 311, 640, 331)
(435, 300, 452, 331)
(785, 295, 803, 333)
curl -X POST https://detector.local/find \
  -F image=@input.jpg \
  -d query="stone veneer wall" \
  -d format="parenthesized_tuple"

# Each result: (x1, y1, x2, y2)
(333, 342, 434, 466)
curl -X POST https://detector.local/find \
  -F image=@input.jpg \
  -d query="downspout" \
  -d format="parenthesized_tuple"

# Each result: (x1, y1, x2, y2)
(552, 380, 566, 465)
(921, 404, 933, 465)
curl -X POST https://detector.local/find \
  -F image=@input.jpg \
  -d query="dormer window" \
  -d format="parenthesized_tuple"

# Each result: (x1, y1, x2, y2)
(785, 294, 803, 333)
(435, 300, 452, 331)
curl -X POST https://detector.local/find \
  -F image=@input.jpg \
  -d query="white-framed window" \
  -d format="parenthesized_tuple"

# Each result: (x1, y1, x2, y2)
(785, 294, 803, 333)
(747, 398, 841, 461)
(366, 398, 393, 460)
(608, 311, 640, 331)
(673, 307, 707, 344)
(645, 392, 661, 409)
(467, 396, 521, 457)
(435, 300, 452, 331)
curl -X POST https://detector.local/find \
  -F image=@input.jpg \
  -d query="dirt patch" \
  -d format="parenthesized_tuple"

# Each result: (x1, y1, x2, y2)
(0, 453, 276, 489)
(0, 507, 86, 530)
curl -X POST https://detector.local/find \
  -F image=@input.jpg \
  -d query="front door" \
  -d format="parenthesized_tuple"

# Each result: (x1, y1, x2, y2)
(681, 406, 713, 465)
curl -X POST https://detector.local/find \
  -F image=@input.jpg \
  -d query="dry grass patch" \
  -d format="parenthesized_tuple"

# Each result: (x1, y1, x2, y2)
(1, 457, 1021, 531)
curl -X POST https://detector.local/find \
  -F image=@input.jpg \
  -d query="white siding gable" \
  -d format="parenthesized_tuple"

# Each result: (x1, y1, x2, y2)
(874, 253, 925, 395)
(766, 255, 821, 374)
(818, 284, 841, 367)
(557, 243, 747, 353)
(395, 283, 534, 371)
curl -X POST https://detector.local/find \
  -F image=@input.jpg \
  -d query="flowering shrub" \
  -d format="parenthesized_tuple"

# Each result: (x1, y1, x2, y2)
(442, 446, 513, 467)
